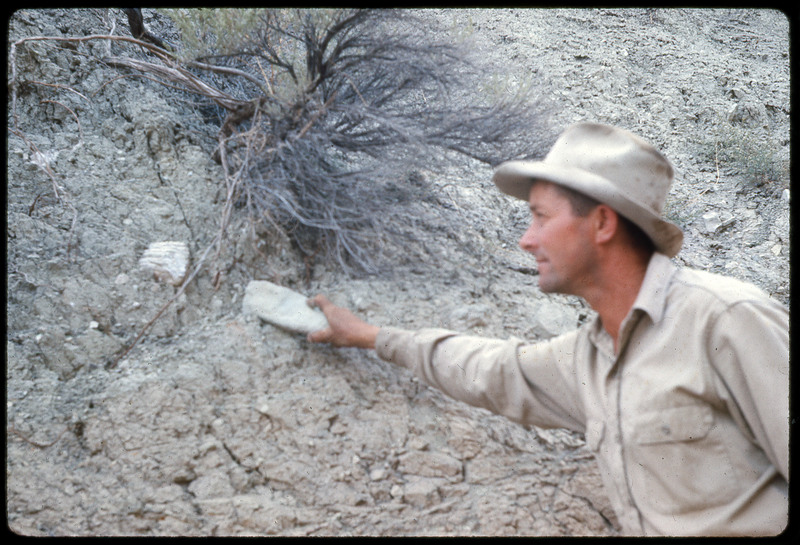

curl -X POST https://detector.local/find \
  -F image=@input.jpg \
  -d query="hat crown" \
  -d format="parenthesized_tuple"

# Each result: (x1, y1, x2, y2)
(545, 123, 673, 214)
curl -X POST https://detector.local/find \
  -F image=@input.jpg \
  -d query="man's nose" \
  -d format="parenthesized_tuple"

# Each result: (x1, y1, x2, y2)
(519, 222, 538, 253)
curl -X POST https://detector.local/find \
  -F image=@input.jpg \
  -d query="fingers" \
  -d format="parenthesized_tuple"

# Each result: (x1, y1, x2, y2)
(307, 294, 332, 312)
(307, 294, 335, 344)
(304, 294, 378, 349)
(307, 326, 333, 344)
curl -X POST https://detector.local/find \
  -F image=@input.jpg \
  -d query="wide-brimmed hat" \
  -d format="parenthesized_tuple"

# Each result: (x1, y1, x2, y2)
(493, 122, 683, 257)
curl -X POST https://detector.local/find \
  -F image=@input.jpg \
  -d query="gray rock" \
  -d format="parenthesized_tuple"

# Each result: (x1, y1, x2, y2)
(728, 100, 766, 127)
(701, 210, 735, 234)
(398, 450, 463, 479)
(701, 210, 721, 233)
(529, 298, 579, 339)
(242, 281, 329, 334)
(402, 477, 443, 507)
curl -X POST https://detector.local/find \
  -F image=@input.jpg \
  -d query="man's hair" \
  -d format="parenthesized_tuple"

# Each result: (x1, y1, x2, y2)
(550, 183, 656, 254)
(550, 183, 600, 217)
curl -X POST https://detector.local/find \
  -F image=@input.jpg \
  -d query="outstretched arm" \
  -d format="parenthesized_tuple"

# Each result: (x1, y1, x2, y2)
(306, 294, 380, 349)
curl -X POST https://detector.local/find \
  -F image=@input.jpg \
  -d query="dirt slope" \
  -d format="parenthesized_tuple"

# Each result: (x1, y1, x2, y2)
(6, 8, 789, 536)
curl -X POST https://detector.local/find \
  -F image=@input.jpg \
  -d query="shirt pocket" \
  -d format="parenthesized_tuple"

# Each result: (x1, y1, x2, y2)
(629, 405, 738, 515)
(634, 404, 712, 444)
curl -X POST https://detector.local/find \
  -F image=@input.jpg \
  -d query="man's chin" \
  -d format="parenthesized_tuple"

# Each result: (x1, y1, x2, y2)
(537, 277, 558, 293)
(537, 275, 570, 295)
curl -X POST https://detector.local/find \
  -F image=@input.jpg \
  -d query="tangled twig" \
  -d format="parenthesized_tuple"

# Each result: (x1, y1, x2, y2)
(40, 99, 84, 149)
(9, 127, 80, 260)
(8, 424, 68, 449)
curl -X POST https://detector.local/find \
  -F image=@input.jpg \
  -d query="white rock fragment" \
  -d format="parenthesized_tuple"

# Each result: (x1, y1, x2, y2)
(701, 210, 735, 234)
(29, 148, 59, 171)
(242, 280, 329, 335)
(701, 211, 721, 233)
(781, 188, 790, 202)
(139, 241, 189, 286)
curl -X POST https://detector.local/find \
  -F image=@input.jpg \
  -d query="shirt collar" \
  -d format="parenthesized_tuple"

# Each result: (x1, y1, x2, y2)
(586, 252, 678, 358)
(629, 252, 677, 324)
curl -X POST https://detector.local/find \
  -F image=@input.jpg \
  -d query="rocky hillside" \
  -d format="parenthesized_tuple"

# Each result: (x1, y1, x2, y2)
(6, 8, 789, 536)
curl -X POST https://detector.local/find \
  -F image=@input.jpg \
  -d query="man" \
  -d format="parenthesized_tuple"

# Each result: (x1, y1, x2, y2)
(306, 123, 789, 536)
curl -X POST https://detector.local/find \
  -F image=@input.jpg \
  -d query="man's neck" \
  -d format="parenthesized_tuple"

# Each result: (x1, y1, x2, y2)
(582, 249, 652, 351)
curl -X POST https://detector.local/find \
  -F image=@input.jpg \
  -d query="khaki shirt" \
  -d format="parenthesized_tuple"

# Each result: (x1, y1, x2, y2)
(375, 253, 789, 536)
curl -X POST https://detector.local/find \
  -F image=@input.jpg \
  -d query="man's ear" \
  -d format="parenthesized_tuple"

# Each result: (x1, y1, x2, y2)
(593, 204, 619, 245)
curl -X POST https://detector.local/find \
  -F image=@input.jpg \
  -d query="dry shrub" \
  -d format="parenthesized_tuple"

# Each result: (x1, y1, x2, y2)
(161, 8, 551, 274)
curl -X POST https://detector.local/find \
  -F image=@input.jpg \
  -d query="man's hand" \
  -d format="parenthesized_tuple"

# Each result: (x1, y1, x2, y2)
(306, 294, 380, 349)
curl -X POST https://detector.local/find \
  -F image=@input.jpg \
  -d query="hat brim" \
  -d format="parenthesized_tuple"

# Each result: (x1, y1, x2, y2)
(493, 160, 684, 257)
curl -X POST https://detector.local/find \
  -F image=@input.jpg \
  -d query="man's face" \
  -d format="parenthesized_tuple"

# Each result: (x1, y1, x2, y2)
(519, 181, 597, 295)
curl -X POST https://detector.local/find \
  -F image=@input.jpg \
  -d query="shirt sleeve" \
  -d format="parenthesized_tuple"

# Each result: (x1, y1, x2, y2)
(375, 326, 586, 432)
(708, 299, 790, 480)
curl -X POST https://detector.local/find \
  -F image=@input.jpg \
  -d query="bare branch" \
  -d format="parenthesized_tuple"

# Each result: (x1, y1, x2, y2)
(123, 8, 171, 51)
